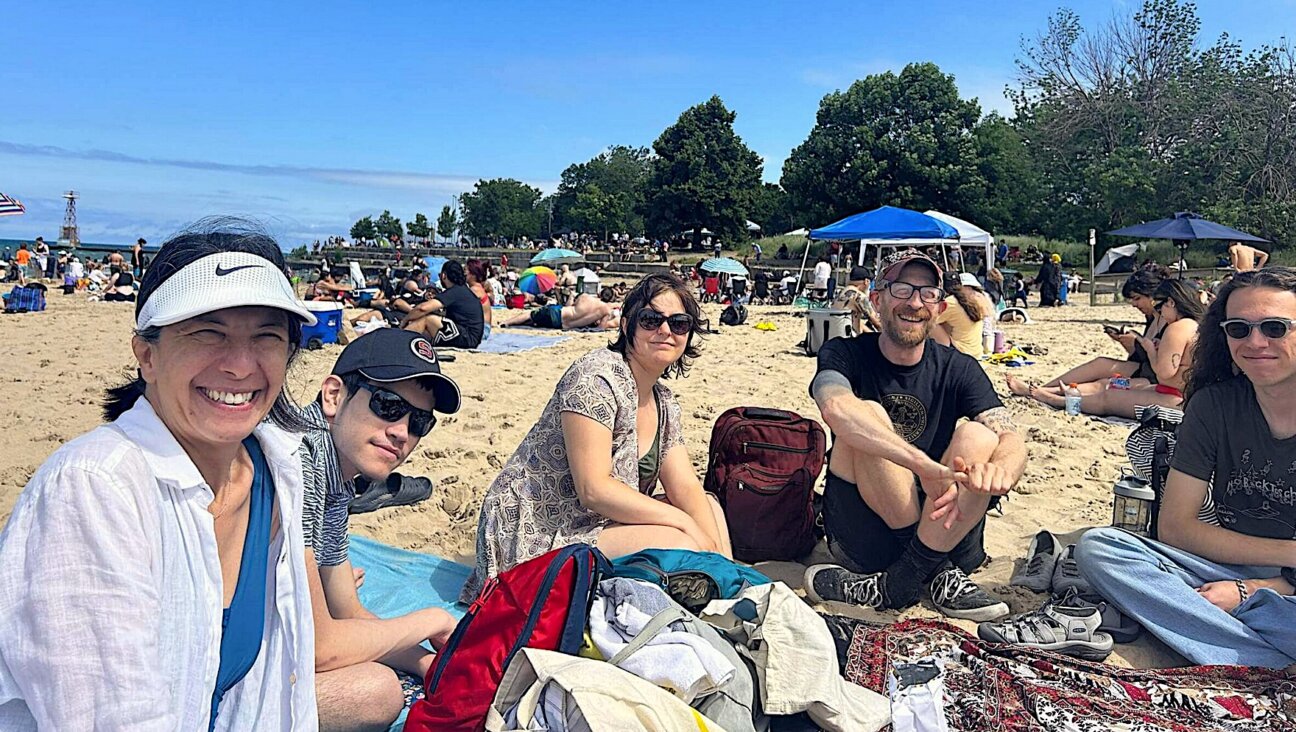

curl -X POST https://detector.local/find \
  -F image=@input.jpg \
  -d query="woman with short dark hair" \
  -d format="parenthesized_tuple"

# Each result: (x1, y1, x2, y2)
(462, 274, 729, 602)
(0, 219, 318, 730)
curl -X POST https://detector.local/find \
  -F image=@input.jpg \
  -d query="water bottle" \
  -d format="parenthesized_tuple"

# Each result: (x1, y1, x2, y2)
(1108, 373, 1131, 390)
(1064, 383, 1082, 416)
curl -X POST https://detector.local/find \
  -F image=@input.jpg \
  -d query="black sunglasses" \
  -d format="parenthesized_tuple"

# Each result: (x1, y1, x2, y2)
(1220, 318, 1296, 340)
(637, 309, 694, 336)
(354, 382, 437, 437)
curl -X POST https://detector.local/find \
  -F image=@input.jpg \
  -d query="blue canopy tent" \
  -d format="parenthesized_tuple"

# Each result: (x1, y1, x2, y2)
(809, 206, 979, 276)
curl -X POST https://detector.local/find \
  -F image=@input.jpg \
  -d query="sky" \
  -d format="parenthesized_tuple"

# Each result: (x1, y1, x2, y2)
(3, 0, 1292, 246)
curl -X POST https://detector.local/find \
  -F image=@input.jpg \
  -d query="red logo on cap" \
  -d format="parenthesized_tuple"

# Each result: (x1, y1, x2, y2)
(411, 338, 437, 364)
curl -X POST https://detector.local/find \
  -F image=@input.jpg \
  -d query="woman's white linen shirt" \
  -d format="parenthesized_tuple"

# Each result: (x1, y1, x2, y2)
(0, 398, 318, 730)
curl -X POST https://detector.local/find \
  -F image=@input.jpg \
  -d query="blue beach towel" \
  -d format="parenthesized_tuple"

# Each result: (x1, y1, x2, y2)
(475, 330, 569, 354)
(350, 534, 471, 621)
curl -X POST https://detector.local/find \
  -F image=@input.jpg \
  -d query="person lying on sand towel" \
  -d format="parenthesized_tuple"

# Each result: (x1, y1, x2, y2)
(461, 274, 731, 603)
(497, 289, 620, 331)
(401, 260, 485, 350)
(1008, 278, 1202, 418)
(296, 328, 461, 730)
(0, 221, 318, 730)
(802, 249, 1026, 623)
(1077, 267, 1296, 669)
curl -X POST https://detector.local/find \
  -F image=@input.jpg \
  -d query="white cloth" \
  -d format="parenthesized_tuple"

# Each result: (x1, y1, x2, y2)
(700, 582, 889, 732)
(589, 586, 735, 704)
(813, 262, 832, 289)
(67, 261, 84, 279)
(0, 397, 318, 731)
(888, 660, 950, 732)
(488, 649, 727, 732)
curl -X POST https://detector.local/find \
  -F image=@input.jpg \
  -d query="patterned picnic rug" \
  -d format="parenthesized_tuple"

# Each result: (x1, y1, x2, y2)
(830, 617, 1296, 732)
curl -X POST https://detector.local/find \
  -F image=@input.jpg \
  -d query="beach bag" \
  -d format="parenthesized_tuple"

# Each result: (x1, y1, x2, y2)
(1125, 405, 1217, 530)
(611, 549, 771, 613)
(704, 407, 827, 562)
(720, 302, 748, 326)
(405, 544, 610, 732)
(3, 284, 47, 313)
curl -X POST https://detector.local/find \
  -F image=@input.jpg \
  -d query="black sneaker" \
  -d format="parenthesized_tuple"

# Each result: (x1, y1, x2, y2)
(928, 566, 1009, 621)
(803, 564, 886, 609)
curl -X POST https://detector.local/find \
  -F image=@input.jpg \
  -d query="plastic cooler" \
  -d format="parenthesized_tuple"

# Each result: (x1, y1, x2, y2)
(301, 301, 344, 349)
(804, 308, 853, 356)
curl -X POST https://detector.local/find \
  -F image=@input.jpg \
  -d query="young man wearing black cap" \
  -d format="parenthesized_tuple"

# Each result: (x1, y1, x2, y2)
(299, 328, 462, 730)
(833, 265, 880, 333)
(804, 249, 1026, 621)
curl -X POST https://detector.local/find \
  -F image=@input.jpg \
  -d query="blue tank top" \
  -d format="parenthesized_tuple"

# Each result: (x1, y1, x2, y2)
(208, 436, 275, 730)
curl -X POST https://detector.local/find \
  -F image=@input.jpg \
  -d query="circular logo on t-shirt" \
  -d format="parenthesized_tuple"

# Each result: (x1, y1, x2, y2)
(411, 337, 437, 364)
(882, 393, 927, 443)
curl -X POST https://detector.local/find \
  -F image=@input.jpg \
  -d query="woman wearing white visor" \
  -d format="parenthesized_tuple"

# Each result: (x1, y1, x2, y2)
(0, 220, 320, 730)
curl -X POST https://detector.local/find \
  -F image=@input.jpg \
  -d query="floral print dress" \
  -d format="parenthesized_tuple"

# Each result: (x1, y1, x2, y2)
(460, 347, 685, 602)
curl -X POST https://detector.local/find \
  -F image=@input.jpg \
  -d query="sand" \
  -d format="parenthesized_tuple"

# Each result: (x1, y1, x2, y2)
(0, 290, 1183, 667)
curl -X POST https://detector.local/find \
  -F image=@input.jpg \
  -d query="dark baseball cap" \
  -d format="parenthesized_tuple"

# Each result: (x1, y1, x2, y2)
(331, 329, 461, 414)
(877, 249, 942, 283)
(848, 265, 871, 282)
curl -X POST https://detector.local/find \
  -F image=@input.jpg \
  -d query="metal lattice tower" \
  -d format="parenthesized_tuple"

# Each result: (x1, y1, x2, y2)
(60, 190, 79, 248)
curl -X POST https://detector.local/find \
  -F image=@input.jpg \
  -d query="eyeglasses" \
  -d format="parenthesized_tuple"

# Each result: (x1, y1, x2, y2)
(1220, 318, 1296, 340)
(637, 309, 694, 336)
(1153, 299, 1168, 311)
(878, 279, 945, 304)
(354, 382, 437, 437)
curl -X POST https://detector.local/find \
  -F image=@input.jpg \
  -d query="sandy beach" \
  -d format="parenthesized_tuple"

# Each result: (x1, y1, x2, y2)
(0, 291, 1183, 667)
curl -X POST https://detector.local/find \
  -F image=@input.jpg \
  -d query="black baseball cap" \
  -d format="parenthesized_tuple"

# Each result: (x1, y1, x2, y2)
(848, 265, 870, 282)
(331, 329, 462, 414)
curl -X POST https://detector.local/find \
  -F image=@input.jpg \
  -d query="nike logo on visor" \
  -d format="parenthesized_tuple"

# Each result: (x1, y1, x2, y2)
(215, 264, 262, 276)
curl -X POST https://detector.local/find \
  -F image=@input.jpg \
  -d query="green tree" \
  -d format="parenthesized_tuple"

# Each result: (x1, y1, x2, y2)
(349, 216, 377, 242)
(406, 212, 431, 242)
(436, 205, 459, 242)
(552, 145, 652, 235)
(968, 114, 1045, 235)
(568, 184, 621, 241)
(781, 62, 984, 228)
(644, 96, 763, 242)
(374, 210, 404, 242)
(461, 178, 544, 241)
(748, 183, 793, 234)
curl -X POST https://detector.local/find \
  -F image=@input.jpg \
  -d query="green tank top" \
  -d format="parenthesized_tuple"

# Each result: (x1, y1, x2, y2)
(638, 392, 663, 485)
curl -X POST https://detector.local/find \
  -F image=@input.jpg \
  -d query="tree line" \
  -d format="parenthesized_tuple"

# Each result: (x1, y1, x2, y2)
(347, 1, 1294, 251)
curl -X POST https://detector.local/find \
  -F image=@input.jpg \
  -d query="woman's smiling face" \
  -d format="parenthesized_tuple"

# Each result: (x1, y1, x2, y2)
(134, 306, 291, 452)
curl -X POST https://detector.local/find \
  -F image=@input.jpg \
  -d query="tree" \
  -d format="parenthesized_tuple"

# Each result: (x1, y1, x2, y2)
(781, 62, 985, 228)
(568, 184, 621, 241)
(375, 210, 404, 242)
(406, 212, 431, 242)
(552, 145, 652, 236)
(349, 216, 377, 242)
(436, 205, 459, 242)
(748, 183, 793, 234)
(461, 178, 543, 241)
(643, 96, 763, 242)
(968, 114, 1046, 235)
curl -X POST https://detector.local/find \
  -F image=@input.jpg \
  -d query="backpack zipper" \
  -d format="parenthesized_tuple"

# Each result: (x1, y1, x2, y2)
(743, 440, 811, 454)
(424, 576, 498, 693)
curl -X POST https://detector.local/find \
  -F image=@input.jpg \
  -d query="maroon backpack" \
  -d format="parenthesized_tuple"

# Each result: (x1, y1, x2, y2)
(704, 407, 827, 562)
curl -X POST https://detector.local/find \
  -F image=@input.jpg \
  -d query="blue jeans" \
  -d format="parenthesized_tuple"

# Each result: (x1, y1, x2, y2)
(1076, 527, 1296, 668)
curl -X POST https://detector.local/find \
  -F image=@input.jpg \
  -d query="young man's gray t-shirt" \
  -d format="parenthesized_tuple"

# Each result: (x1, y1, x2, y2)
(1173, 378, 1296, 540)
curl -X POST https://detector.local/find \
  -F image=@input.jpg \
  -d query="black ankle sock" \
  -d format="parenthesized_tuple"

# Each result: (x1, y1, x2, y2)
(882, 535, 949, 608)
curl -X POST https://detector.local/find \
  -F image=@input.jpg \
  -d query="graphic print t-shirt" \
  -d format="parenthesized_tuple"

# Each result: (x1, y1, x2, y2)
(1173, 378, 1296, 539)
(436, 284, 485, 345)
(812, 333, 1002, 459)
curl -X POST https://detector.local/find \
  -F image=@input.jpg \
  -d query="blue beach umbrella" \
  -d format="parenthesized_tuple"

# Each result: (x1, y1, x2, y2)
(529, 248, 584, 266)
(422, 256, 448, 281)
(699, 257, 749, 277)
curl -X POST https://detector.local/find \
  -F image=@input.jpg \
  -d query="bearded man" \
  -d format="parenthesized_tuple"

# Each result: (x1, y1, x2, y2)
(804, 250, 1026, 621)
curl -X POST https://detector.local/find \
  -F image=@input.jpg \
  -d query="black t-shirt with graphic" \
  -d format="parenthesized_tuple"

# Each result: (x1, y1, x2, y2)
(1173, 378, 1296, 540)
(435, 284, 485, 346)
(812, 333, 1002, 461)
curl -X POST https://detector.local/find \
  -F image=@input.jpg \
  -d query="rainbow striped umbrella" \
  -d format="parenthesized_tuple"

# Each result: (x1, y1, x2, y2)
(517, 266, 558, 295)
(0, 192, 25, 217)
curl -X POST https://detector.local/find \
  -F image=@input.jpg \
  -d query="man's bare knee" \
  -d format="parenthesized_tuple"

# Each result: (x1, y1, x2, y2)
(948, 421, 998, 462)
(318, 663, 404, 732)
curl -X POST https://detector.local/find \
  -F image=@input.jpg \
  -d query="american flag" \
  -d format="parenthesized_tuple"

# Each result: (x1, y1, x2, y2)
(0, 192, 25, 217)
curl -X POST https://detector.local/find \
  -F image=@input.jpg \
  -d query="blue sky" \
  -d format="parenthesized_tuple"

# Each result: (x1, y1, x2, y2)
(3, 1, 1291, 246)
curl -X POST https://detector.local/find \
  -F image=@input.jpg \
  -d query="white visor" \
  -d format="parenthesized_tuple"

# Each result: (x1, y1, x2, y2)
(135, 251, 316, 330)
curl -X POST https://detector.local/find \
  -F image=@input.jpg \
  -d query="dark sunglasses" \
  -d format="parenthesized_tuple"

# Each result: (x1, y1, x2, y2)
(1153, 299, 1168, 310)
(637, 309, 694, 336)
(879, 279, 945, 304)
(1220, 318, 1296, 340)
(354, 382, 437, 437)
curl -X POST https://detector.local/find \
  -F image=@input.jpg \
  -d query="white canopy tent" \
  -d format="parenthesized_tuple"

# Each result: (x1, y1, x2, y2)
(783, 227, 809, 236)
(745, 220, 761, 232)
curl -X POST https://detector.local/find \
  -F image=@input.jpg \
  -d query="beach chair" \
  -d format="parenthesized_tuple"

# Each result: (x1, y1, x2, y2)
(702, 276, 721, 303)
(751, 276, 770, 304)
